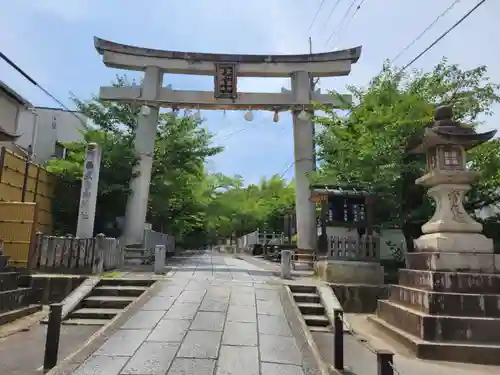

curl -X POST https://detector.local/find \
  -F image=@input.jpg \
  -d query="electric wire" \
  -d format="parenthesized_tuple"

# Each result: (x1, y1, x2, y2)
(318, 0, 342, 38)
(308, 0, 327, 31)
(324, 0, 358, 48)
(398, 0, 488, 74)
(330, 0, 368, 49)
(0, 51, 87, 127)
(390, 0, 461, 64)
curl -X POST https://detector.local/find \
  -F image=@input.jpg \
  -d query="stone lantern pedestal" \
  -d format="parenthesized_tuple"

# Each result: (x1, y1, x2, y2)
(370, 106, 500, 365)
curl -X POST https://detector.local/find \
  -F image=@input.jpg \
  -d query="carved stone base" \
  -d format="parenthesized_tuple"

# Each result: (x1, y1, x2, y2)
(414, 232, 493, 253)
(421, 183, 482, 234)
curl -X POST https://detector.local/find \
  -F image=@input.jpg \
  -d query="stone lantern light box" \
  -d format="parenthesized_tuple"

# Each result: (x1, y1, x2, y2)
(407, 105, 497, 253)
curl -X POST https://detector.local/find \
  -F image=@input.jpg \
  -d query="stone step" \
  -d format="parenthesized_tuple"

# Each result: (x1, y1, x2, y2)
(377, 299, 500, 343)
(292, 292, 321, 303)
(124, 254, 151, 260)
(64, 318, 111, 326)
(82, 295, 136, 309)
(0, 304, 42, 325)
(92, 285, 148, 297)
(398, 268, 500, 294)
(309, 325, 332, 333)
(303, 314, 330, 327)
(297, 302, 325, 316)
(289, 284, 317, 294)
(0, 288, 32, 313)
(124, 248, 147, 253)
(0, 272, 20, 291)
(389, 284, 500, 317)
(368, 315, 500, 365)
(98, 278, 155, 287)
(69, 307, 122, 320)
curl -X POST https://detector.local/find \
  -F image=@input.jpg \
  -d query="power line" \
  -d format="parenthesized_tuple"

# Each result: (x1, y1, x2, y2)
(324, 0, 358, 48)
(390, 0, 461, 64)
(398, 0, 488, 74)
(0, 51, 87, 127)
(330, 0, 368, 49)
(318, 0, 342, 38)
(308, 0, 327, 31)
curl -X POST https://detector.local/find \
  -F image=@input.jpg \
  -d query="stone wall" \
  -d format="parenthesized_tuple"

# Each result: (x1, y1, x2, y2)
(19, 275, 86, 305)
(331, 284, 388, 313)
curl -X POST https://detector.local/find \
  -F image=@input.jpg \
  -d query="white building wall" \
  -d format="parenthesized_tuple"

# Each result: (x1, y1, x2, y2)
(16, 107, 87, 164)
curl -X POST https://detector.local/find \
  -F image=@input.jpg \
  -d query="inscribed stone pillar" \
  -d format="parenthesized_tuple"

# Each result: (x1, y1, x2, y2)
(291, 71, 317, 251)
(123, 66, 163, 245)
(76, 143, 102, 238)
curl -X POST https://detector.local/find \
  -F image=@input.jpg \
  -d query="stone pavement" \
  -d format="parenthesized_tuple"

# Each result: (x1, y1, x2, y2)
(71, 251, 313, 375)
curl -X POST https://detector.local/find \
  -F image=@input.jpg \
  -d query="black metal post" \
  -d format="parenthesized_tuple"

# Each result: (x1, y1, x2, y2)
(376, 349, 394, 375)
(43, 303, 63, 373)
(21, 146, 32, 202)
(333, 308, 344, 370)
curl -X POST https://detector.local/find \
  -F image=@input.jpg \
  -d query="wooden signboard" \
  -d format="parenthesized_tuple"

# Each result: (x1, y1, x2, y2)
(214, 63, 237, 99)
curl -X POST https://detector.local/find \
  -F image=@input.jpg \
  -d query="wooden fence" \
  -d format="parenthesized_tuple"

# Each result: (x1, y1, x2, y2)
(0, 148, 55, 267)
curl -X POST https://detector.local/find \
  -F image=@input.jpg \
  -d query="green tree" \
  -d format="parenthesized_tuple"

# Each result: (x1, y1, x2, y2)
(315, 59, 500, 249)
(48, 75, 222, 243)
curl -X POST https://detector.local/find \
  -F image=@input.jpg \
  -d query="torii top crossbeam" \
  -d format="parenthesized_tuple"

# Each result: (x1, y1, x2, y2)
(94, 37, 361, 78)
(94, 37, 362, 111)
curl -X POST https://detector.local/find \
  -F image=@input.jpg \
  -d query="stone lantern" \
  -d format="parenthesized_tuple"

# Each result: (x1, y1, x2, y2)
(407, 105, 497, 253)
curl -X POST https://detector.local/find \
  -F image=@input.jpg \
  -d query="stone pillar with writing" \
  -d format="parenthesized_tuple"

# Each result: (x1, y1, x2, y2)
(76, 143, 102, 238)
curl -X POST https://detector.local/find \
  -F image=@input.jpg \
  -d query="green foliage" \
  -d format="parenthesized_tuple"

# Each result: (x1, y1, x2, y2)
(204, 174, 295, 242)
(315, 59, 500, 243)
(47, 75, 294, 246)
(48, 75, 221, 242)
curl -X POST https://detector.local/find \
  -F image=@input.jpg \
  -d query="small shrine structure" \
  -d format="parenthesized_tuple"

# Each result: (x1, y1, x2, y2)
(372, 106, 500, 365)
(311, 184, 383, 283)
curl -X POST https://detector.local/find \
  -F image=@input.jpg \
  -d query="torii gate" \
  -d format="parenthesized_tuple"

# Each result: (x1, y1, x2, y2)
(93, 37, 362, 251)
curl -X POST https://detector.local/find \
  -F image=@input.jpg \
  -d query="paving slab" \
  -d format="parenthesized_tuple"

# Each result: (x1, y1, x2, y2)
(222, 321, 258, 346)
(167, 358, 216, 375)
(164, 302, 200, 320)
(120, 342, 179, 374)
(68, 251, 317, 375)
(176, 330, 222, 359)
(121, 310, 165, 329)
(190, 311, 225, 331)
(73, 355, 130, 375)
(147, 319, 191, 342)
(215, 345, 259, 375)
(258, 314, 292, 336)
(227, 305, 257, 323)
(261, 362, 305, 375)
(95, 329, 151, 356)
(259, 334, 303, 365)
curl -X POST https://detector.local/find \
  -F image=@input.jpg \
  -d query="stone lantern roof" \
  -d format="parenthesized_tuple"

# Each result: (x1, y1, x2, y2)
(407, 105, 497, 153)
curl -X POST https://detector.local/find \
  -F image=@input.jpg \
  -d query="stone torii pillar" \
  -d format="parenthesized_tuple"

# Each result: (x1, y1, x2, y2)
(124, 67, 163, 245)
(292, 71, 316, 251)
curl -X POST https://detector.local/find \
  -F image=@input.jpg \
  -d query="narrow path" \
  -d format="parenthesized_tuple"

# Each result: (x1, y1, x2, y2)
(70, 251, 316, 375)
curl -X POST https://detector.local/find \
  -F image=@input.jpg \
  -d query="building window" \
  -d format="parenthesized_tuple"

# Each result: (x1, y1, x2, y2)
(54, 142, 66, 159)
(443, 148, 460, 167)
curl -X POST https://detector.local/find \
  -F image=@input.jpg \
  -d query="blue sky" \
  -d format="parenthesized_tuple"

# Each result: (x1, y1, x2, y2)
(1, 0, 500, 184)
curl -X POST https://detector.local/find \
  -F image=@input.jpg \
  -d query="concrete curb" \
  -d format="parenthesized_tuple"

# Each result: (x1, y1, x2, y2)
(46, 279, 164, 375)
(281, 284, 335, 375)
(41, 277, 101, 324)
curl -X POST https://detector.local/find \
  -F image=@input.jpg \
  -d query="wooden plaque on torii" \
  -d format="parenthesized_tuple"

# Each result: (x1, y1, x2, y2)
(214, 63, 237, 99)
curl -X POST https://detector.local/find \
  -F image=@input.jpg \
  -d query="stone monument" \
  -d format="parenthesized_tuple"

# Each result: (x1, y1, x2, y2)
(371, 106, 500, 365)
